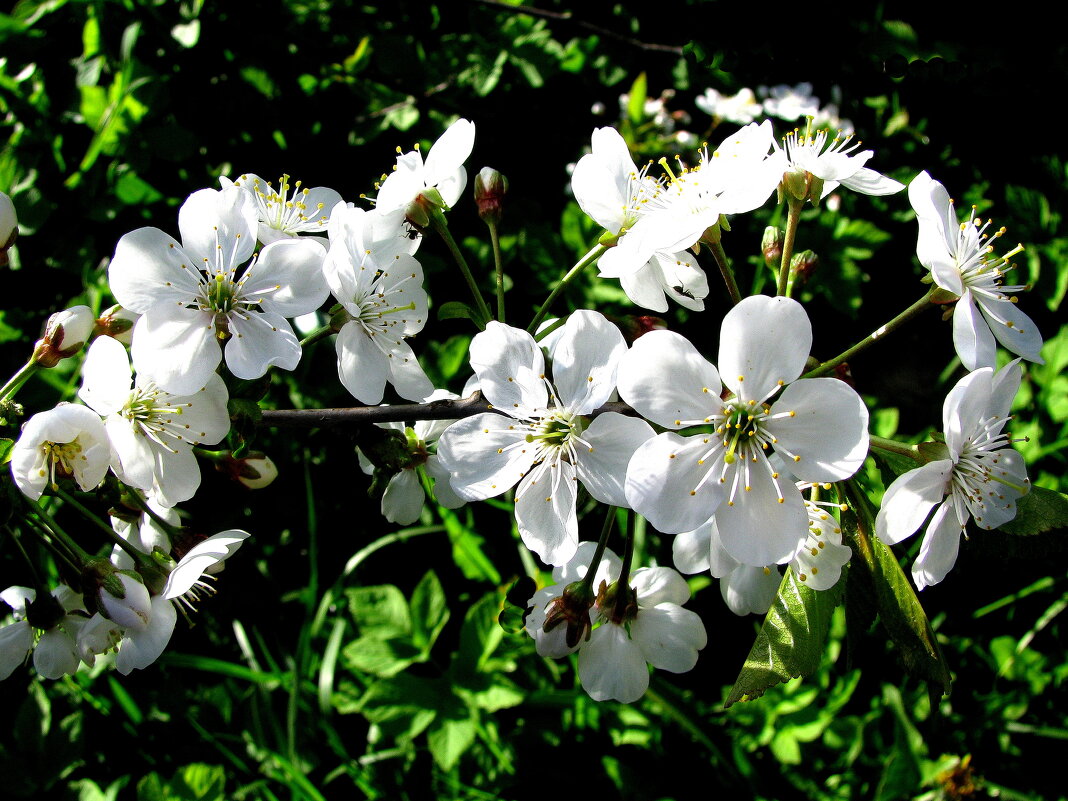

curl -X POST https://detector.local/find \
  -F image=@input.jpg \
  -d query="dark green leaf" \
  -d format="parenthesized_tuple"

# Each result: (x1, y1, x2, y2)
(345, 584, 411, 638)
(725, 567, 845, 707)
(341, 636, 422, 678)
(409, 569, 449, 653)
(997, 486, 1068, 536)
(437, 301, 478, 322)
(841, 482, 952, 695)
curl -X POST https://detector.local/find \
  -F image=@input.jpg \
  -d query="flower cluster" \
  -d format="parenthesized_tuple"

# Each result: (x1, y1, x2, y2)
(1, 102, 1050, 708)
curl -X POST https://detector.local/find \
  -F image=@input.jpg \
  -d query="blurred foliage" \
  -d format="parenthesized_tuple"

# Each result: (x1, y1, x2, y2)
(1, 1, 1067, 799)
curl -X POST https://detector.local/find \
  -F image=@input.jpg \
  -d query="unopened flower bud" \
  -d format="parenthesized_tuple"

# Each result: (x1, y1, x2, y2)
(33, 305, 96, 367)
(96, 305, 138, 344)
(762, 226, 784, 269)
(616, 315, 667, 344)
(215, 451, 279, 489)
(474, 167, 508, 225)
(0, 191, 17, 265)
(790, 249, 819, 283)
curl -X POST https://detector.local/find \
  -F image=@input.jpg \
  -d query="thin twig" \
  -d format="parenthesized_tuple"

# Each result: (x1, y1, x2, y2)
(259, 395, 636, 428)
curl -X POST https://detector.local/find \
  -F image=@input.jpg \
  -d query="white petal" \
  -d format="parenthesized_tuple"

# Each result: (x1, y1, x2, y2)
(0, 621, 33, 680)
(423, 119, 475, 193)
(177, 187, 257, 266)
(619, 260, 670, 312)
(386, 339, 434, 402)
(617, 330, 721, 429)
(470, 322, 546, 411)
(33, 629, 80, 679)
(115, 597, 177, 674)
(381, 470, 425, 524)
(551, 311, 625, 414)
(912, 500, 963, 590)
(718, 295, 811, 399)
(79, 336, 134, 417)
(976, 295, 1045, 366)
(109, 228, 203, 312)
(250, 238, 330, 317)
(625, 433, 725, 534)
(225, 311, 302, 379)
(875, 460, 953, 545)
(952, 293, 996, 371)
(766, 378, 870, 482)
(163, 530, 249, 599)
(840, 167, 904, 196)
(425, 456, 465, 509)
(515, 461, 579, 566)
(435, 414, 532, 500)
(633, 604, 706, 673)
(672, 522, 713, 574)
(132, 305, 220, 396)
(579, 623, 648, 703)
(714, 470, 808, 566)
(630, 566, 691, 606)
(336, 323, 389, 404)
(720, 565, 780, 616)
(575, 412, 654, 507)
(943, 368, 992, 456)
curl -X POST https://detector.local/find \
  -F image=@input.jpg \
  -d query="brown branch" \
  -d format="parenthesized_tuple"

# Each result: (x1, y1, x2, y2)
(258, 394, 636, 428)
(471, 0, 685, 55)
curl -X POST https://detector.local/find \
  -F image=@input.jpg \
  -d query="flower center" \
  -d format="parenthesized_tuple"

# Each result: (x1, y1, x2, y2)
(123, 387, 192, 454)
(43, 439, 85, 487)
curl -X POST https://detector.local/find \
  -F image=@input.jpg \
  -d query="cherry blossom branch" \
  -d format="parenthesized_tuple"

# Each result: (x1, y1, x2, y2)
(802, 287, 938, 378)
(709, 240, 742, 305)
(258, 395, 636, 428)
(776, 196, 804, 297)
(429, 208, 493, 326)
(528, 243, 606, 333)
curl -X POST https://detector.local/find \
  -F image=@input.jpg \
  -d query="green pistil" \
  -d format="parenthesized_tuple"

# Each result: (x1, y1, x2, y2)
(721, 404, 758, 465)
(526, 415, 575, 447)
(210, 273, 234, 312)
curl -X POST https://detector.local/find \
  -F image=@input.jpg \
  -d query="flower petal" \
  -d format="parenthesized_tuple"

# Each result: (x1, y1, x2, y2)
(436, 414, 532, 500)
(468, 323, 546, 412)
(875, 460, 954, 545)
(714, 470, 808, 566)
(225, 311, 302, 380)
(132, 305, 220, 396)
(551, 311, 624, 414)
(617, 330, 721, 429)
(766, 377, 870, 482)
(515, 460, 578, 566)
(718, 295, 811, 399)
(912, 500, 963, 590)
(633, 604, 706, 673)
(574, 412, 654, 507)
(381, 470, 425, 524)
(336, 322, 389, 404)
(579, 624, 649, 703)
(625, 433, 725, 534)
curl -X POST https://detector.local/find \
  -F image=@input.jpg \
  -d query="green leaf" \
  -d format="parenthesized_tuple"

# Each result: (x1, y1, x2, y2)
(724, 568, 845, 707)
(440, 507, 501, 583)
(841, 482, 952, 695)
(345, 584, 411, 638)
(437, 301, 479, 322)
(626, 72, 647, 124)
(427, 715, 477, 772)
(170, 764, 226, 801)
(409, 570, 449, 653)
(997, 486, 1068, 536)
(341, 635, 422, 678)
(0, 438, 13, 466)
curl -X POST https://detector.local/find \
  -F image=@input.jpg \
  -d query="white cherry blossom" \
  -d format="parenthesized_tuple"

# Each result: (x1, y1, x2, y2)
(777, 124, 903, 200)
(909, 171, 1043, 370)
(877, 361, 1029, 589)
(621, 295, 869, 566)
(436, 311, 654, 566)
(79, 336, 230, 507)
(222, 173, 343, 244)
(109, 186, 329, 395)
(324, 205, 433, 404)
(571, 127, 709, 311)
(11, 403, 110, 500)
(0, 585, 86, 681)
(376, 118, 475, 215)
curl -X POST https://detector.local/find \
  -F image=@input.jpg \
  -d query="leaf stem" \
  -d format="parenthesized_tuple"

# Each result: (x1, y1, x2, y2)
(429, 208, 493, 326)
(527, 243, 606, 333)
(802, 288, 937, 378)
